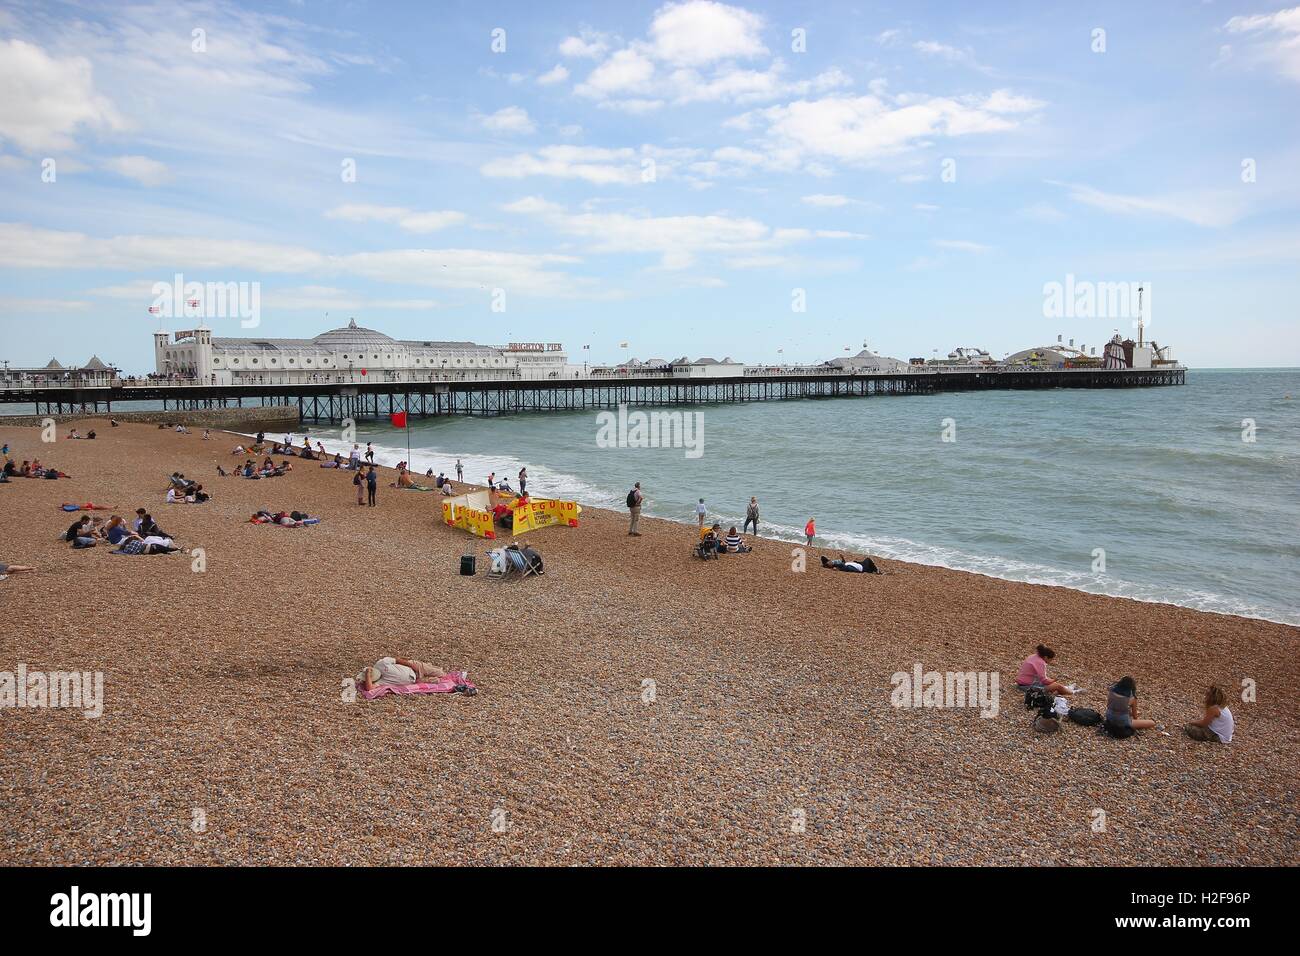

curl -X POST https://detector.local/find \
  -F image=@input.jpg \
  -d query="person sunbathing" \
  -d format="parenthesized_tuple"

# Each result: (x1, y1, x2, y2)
(355, 657, 447, 692)
(820, 554, 880, 573)
(0, 561, 36, 577)
(396, 468, 415, 488)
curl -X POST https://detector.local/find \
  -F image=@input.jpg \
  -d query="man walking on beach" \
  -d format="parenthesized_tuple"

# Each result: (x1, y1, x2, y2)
(366, 465, 378, 507)
(456, 459, 463, 482)
(627, 482, 643, 536)
(745, 497, 759, 537)
(696, 498, 707, 528)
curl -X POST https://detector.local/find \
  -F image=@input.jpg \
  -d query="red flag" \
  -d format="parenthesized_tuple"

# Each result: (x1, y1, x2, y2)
(390, 411, 407, 428)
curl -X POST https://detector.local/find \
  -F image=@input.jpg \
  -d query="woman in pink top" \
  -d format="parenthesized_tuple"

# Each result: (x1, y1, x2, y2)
(1016, 644, 1073, 697)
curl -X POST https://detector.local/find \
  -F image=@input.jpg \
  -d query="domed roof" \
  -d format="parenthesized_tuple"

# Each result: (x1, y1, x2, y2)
(312, 318, 398, 351)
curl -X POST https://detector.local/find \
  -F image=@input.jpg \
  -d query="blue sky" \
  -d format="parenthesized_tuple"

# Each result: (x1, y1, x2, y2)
(1, 0, 1298, 370)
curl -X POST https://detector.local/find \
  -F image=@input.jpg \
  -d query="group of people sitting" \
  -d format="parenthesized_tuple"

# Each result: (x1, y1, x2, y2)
(220, 458, 292, 479)
(2, 459, 71, 481)
(1016, 644, 1235, 744)
(64, 512, 184, 555)
(697, 522, 754, 557)
(165, 473, 211, 503)
(65, 428, 96, 440)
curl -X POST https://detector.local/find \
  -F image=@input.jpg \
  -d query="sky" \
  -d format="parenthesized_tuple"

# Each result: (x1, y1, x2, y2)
(1, 0, 1298, 371)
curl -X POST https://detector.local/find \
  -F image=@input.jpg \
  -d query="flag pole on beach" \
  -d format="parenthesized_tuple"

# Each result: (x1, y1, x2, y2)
(390, 409, 409, 466)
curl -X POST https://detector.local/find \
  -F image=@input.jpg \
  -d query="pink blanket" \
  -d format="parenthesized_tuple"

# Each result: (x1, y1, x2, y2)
(359, 674, 476, 700)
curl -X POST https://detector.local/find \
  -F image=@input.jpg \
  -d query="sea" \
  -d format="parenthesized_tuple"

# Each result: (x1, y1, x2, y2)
(9, 369, 1299, 624)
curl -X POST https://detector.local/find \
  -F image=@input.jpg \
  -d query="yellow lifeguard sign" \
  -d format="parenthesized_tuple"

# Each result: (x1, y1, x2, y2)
(440, 490, 582, 539)
(441, 489, 497, 538)
(510, 496, 581, 535)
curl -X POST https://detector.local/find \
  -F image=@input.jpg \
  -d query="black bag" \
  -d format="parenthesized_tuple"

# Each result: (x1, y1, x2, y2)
(1024, 688, 1055, 712)
(459, 554, 476, 576)
(626, 489, 638, 508)
(1068, 707, 1102, 726)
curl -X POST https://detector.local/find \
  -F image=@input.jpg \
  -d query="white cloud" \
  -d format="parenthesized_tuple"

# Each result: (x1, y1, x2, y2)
(559, 31, 611, 59)
(0, 223, 590, 298)
(648, 1, 767, 66)
(481, 106, 536, 134)
(0, 39, 124, 152)
(537, 64, 569, 86)
(726, 89, 1044, 172)
(259, 285, 441, 312)
(933, 239, 992, 253)
(503, 195, 854, 270)
(1224, 6, 1300, 81)
(0, 296, 90, 311)
(1053, 181, 1250, 228)
(576, 48, 657, 99)
(802, 193, 856, 207)
(483, 145, 674, 185)
(103, 155, 171, 186)
(326, 204, 466, 233)
(572, 2, 841, 109)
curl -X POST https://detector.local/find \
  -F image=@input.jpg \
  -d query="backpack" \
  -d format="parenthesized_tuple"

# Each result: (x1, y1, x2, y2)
(1068, 707, 1102, 726)
(626, 489, 638, 508)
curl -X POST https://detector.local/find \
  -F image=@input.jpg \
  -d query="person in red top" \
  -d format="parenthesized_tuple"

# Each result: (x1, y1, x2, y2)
(1015, 644, 1074, 697)
(804, 518, 816, 546)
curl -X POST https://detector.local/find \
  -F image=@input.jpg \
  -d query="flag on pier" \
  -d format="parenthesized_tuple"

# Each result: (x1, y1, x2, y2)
(390, 412, 407, 428)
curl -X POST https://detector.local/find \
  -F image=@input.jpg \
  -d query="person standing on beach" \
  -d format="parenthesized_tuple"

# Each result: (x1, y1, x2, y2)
(365, 442, 375, 464)
(366, 465, 378, 506)
(518, 467, 528, 495)
(627, 482, 643, 536)
(744, 497, 759, 537)
(804, 517, 816, 546)
(696, 498, 707, 528)
(353, 467, 364, 505)
(456, 459, 463, 482)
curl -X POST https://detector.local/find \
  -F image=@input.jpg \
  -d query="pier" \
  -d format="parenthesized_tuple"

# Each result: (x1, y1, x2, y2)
(1, 365, 1185, 423)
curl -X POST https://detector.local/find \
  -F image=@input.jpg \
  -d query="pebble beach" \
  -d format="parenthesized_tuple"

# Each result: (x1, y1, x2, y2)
(1, 420, 1297, 866)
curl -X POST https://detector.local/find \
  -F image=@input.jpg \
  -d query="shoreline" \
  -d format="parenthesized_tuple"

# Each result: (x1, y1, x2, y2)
(2, 418, 1297, 865)
(224, 425, 1298, 629)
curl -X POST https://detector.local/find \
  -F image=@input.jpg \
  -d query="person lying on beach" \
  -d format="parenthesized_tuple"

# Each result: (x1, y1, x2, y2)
(249, 510, 317, 526)
(62, 503, 112, 511)
(231, 445, 246, 456)
(186, 484, 211, 503)
(816, 556, 878, 572)
(1104, 676, 1163, 737)
(67, 429, 81, 439)
(1015, 644, 1073, 697)
(355, 657, 447, 692)
(116, 535, 183, 555)
(1186, 685, 1234, 743)
(217, 465, 229, 477)
(0, 561, 36, 577)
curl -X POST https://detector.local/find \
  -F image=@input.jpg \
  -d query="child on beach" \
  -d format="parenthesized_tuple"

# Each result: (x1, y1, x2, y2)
(1186, 685, 1234, 743)
(696, 499, 707, 528)
(804, 518, 816, 546)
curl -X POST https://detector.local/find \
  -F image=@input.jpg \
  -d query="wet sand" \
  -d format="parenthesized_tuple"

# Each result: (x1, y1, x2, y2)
(1, 419, 1296, 865)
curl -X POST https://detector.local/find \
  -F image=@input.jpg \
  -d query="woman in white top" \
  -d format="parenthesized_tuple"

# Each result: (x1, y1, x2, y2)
(1186, 685, 1234, 743)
